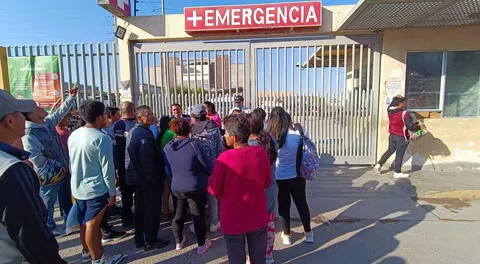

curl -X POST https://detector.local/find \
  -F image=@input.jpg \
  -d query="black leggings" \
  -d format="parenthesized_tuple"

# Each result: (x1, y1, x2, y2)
(277, 177, 311, 235)
(172, 190, 207, 246)
(378, 134, 409, 173)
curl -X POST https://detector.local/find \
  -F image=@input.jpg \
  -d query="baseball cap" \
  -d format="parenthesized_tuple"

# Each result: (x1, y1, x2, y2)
(234, 95, 244, 103)
(190, 104, 207, 115)
(0, 90, 37, 120)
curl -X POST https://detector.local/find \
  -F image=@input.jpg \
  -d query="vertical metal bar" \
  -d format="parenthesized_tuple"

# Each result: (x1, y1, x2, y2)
(228, 50, 232, 101)
(97, 43, 104, 103)
(290, 47, 294, 116)
(235, 49, 239, 97)
(180, 51, 185, 110)
(207, 50, 212, 106)
(350, 44, 356, 157)
(359, 45, 365, 156)
(320, 46, 326, 155)
(214, 50, 219, 110)
(193, 50, 198, 104)
(81, 44, 88, 101)
(313, 46, 318, 152)
(269, 48, 273, 112)
(89, 44, 96, 100)
(57, 45, 66, 100)
(112, 43, 119, 105)
(283, 47, 287, 115)
(173, 51, 179, 108)
(104, 43, 112, 105)
(306, 47, 310, 135)
(201, 50, 205, 104)
(342, 44, 348, 157)
(139, 53, 145, 105)
(221, 50, 225, 101)
(186, 51, 192, 108)
(298, 46, 302, 124)
(153, 53, 158, 115)
(66, 44, 72, 93)
(335, 45, 340, 156)
(146, 52, 152, 108)
(366, 46, 372, 156)
(73, 44, 81, 105)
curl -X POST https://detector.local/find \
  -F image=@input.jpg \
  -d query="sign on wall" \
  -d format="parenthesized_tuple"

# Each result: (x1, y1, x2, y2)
(8, 56, 61, 112)
(98, 0, 131, 17)
(185, 1, 322, 33)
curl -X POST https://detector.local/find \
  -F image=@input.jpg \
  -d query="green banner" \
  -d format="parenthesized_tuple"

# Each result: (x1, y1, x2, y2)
(8, 56, 61, 112)
(7, 57, 34, 99)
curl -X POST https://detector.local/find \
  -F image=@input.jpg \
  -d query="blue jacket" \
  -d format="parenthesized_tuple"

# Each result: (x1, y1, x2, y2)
(164, 137, 213, 192)
(22, 96, 76, 185)
(125, 124, 165, 186)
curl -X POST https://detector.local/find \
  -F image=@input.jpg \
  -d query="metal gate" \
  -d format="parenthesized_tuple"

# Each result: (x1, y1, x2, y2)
(7, 43, 121, 106)
(133, 35, 380, 164)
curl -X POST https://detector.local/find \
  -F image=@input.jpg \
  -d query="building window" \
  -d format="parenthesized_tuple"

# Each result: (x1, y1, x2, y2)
(406, 50, 480, 117)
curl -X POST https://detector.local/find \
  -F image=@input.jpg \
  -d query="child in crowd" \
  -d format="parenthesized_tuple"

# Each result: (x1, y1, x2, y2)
(208, 114, 271, 264)
(248, 108, 278, 264)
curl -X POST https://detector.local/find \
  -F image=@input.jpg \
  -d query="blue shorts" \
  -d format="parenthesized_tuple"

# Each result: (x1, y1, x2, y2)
(76, 193, 109, 225)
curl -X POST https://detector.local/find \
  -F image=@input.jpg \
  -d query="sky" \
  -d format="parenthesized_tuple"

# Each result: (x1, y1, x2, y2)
(0, 0, 357, 47)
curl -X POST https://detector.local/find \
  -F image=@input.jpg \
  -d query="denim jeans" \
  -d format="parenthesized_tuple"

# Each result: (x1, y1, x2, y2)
(40, 183, 61, 230)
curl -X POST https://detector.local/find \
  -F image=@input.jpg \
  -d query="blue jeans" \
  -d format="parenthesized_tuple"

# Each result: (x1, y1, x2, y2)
(58, 173, 72, 222)
(40, 183, 61, 230)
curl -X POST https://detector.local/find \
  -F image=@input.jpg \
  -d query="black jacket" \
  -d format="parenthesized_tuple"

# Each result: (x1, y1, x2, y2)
(0, 142, 66, 264)
(125, 124, 165, 186)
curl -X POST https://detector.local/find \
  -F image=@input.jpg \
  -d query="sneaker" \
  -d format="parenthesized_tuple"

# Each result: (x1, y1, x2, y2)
(266, 256, 275, 264)
(209, 222, 221, 233)
(373, 164, 382, 174)
(281, 232, 292, 246)
(92, 254, 126, 264)
(393, 172, 409, 179)
(175, 236, 187, 251)
(305, 231, 315, 243)
(196, 239, 213, 254)
(189, 224, 196, 234)
(51, 226, 65, 237)
(102, 230, 127, 244)
(81, 250, 91, 263)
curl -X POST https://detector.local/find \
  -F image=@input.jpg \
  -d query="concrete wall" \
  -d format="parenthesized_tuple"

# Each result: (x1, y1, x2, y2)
(379, 25, 480, 167)
(115, 5, 355, 101)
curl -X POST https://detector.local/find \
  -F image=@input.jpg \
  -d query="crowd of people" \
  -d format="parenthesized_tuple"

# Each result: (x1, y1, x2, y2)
(0, 88, 317, 264)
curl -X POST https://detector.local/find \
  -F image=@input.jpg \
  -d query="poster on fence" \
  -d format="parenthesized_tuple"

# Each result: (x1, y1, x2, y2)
(8, 57, 34, 99)
(33, 56, 61, 111)
(8, 56, 61, 112)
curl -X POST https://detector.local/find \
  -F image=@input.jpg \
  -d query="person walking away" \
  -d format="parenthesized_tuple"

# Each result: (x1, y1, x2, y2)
(69, 100, 125, 264)
(22, 85, 78, 236)
(229, 95, 251, 114)
(125, 105, 169, 251)
(156, 115, 176, 219)
(209, 114, 271, 264)
(374, 96, 421, 178)
(164, 118, 214, 253)
(204, 101, 221, 128)
(266, 107, 314, 245)
(0, 90, 67, 263)
(190, 104, 225, 233)
(170, 103, 190, 121)
(248, 108, 278, 264)
(111, 102, 136, 227)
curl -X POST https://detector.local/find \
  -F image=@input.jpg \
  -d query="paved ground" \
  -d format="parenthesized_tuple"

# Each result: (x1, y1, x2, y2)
(58, 164, 480, 264)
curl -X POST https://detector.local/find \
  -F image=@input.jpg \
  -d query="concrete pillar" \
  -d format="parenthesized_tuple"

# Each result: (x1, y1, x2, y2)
(0, 47, 9, 91)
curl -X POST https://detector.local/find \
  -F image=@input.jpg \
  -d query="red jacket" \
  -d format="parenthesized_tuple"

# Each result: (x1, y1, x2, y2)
(387, 108, 420, 138)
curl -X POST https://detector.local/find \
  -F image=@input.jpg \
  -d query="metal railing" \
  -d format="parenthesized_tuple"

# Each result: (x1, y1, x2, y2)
(7, 42, 121, 107)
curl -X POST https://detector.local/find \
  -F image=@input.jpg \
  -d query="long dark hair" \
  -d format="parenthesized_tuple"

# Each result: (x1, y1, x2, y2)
(388, 96, 406, 109)
(248, 108, 277, 164)
(266, 107, 293, 149)
(158, 115, 172, 140)
(204, 101, 217, 115)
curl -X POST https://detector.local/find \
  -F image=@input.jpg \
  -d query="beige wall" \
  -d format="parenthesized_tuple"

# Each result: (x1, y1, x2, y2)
(379, 25, 480, 166)
(115, 5, 355, 101)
